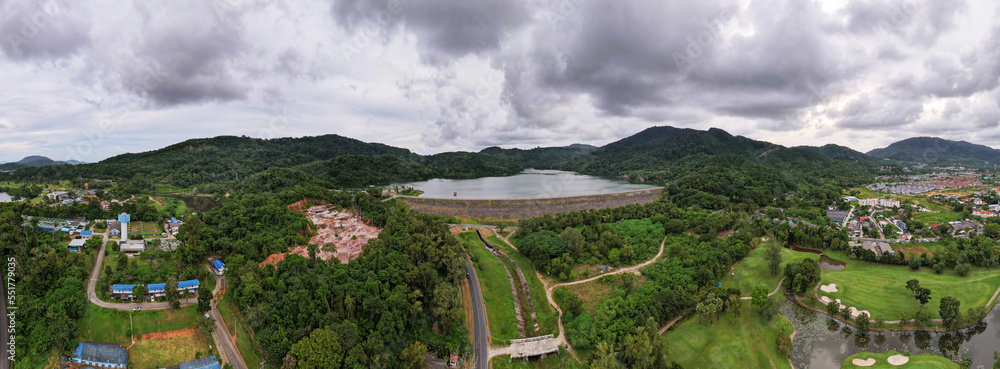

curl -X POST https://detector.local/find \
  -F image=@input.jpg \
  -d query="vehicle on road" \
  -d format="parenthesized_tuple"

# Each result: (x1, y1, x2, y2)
(133, 307, 141, 312)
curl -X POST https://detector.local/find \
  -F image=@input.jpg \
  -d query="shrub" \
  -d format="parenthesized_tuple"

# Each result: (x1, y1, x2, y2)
(933, 263, 945, 274)
(956, 263, 971, 277)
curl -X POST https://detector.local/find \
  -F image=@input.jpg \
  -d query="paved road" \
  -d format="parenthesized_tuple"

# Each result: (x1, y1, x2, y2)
(464, 257, 488, 369)
(85, 236, 246, 368)
(209, 277, 248, 369)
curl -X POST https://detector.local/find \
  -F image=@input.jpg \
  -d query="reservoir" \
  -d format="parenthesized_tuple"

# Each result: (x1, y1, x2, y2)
(0, 192, 17, 202)
(393, 169, 660, 199)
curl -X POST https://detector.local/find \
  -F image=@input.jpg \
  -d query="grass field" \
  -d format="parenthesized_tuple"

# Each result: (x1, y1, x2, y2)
(818, 252, 1000, 320)
(841, 350, 958, 368)
(128, 221, 163, 236)
(559, 276, 618, 315)
(461, 232, 520, 345)
(78, 306, 132, 345)
(664, 301, 793, 369)
(721, 244, 818, 294)
(78, 305, 203, 345)
(129, 330, 213, 369)
(487, 235, 559, 336)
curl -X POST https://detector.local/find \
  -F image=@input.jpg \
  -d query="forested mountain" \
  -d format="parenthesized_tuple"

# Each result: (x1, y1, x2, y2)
(0, 155, 80, 171)
(866, 137, 1000, 165)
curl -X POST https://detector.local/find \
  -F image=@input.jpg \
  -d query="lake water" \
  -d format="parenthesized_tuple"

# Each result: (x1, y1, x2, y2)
(0, 192, 18, 202)
(782, 297, 1000, 368)
(392, 169, 660, 199)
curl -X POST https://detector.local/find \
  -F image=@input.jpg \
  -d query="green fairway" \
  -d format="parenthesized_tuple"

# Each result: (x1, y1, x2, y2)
(721, 243, 818, 294)
(663, 301, 793, 369)
(841, 350, 958, 368)
(488, 235, 559, 337)
(818, 252, 1000, 320)
(461, 232, 520, 344)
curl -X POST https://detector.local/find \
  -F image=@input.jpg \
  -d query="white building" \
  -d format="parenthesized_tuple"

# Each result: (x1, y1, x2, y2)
(859, 198, 900, 208)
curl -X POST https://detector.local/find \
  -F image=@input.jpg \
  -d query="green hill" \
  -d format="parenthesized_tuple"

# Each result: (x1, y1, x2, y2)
(867, 137, 1000, 165)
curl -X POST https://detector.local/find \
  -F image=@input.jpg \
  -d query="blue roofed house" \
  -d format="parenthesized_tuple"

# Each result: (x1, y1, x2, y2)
(111, 284, 136, 300)
(69, 341, 128, 368)
(171, 355, 222, 369)
(80, 230, 94, 239)
(211, 260, 226, 275)
(178, 279, 200, 296)
(147, 283, 167, 298)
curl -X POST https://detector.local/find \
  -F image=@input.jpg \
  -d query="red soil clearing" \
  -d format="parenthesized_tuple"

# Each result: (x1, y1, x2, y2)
(139, 327, 197, 341)
(261, 204, 382, 266)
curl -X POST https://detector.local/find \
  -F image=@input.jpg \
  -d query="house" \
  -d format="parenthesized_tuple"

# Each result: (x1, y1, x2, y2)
(69, 341, 128, 369)
(178, 279, 200, 295)
(100, 200, 111, 211)
(108, 220, 121, 236)
(165, 217, 183, 236)
(973, 209, 997, 218)
(68, 239, 86, 253)
(147, 279, 199, 298)
(844, 196, 859, 202)
(171, 355, 222, 369)
(110, 284, 136, 299)
(80, 230, 94, 239)
(212, 259, 226, 275)
(858, 241, 895, 255)
(46, 191, 69, 201)
(894, 220, 908, 231)
(121, 239, 145, 255)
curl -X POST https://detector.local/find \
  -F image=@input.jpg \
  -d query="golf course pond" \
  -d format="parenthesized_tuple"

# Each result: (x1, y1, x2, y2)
(789, 245, 847, 270)
(781, 297, 1000, 368)
(392, 169, 659, 199)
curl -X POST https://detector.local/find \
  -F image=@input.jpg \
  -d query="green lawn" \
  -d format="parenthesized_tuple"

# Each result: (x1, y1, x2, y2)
(818, 252, 1000, 320)
(721, 244, 818, 295)
(132, 305, 202, 336)
(461, 232, 519, 345)
(78, 305, 203, 345)
(78, 306, 132, 345)
(841, 350, 958, 368)
(487, 235, 559, 337)
(664, 302, 793, 369)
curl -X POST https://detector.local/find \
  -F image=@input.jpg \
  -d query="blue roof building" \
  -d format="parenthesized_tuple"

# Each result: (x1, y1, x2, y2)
(178, 279, 200, 289)
(70, 341, 128, 368)
(212, 260, 226, 275)
(177, 355, 222, 369)
(81, 230, 94, 237)
(111, 284, 136, 297)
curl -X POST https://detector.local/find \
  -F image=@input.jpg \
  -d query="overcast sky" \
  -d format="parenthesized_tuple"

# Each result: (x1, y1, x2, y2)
(2, 0, 999, 163)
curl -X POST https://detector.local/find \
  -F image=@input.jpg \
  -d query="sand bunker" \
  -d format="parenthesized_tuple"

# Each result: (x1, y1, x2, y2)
(820, 283, 838, 293)
(820, 296, 832, 304)
(887, 355, 909, 365)
(852, 358, 876, 367)
(819, 298, 869, 318)
(848, 307, 871, 319)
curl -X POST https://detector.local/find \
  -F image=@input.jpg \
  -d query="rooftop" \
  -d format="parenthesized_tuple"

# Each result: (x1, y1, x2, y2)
(73, 341, 128, 366)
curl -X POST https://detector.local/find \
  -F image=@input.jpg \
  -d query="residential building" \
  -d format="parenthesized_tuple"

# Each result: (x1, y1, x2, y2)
(111, 279, 199, 299)
(100, 200, 111, 211)
(69, 341, 128, 369)
(108, 220, 121, 236)
(973, 209, 997, 218)
(121, 239, 145, 255)
(171, 355, 222, 369)
(110, 284, 136, 299)
(844, 196, 859, 202)
(165, 217, 183, 236)
(858, 198, 900, 208)
(859, 198, 878, 207)
(46, 191, 69, 201)
(68, 239, 86, 253)
(212, 259, 226, 275)
(80, 230, 94, 239)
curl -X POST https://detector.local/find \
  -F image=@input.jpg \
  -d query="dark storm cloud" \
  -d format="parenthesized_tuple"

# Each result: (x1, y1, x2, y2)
(834, 93, 924, 129)
(497, 0, 864, 129)
(911, 23, 1000, 98)
(330, 0, 531, 63)
(0, 0, 90, 60)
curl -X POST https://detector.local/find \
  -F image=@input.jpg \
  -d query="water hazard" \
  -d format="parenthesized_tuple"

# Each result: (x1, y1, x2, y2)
(781, 297, 1000, 368)
(788, 245, 846, 270)
(392, 169, 660, 199)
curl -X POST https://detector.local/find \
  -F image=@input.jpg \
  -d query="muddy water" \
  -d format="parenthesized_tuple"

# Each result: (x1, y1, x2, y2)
(392, 169, 659, 199)
(167, 195, 220, 212)
(781, 298, 1000, 368)
(787, 245, 847, 270)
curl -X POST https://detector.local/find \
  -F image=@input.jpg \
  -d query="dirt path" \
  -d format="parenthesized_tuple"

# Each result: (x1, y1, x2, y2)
(534, 235, 668, 358)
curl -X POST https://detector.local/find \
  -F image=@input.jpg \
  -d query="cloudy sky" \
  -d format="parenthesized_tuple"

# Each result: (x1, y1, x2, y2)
(1, 0, 999, 163)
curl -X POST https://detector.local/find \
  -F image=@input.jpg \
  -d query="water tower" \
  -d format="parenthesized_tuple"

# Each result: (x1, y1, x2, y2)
(118, 213, 130, 238)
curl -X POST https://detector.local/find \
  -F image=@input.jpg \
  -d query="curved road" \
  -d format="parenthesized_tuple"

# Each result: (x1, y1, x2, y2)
(86, 237, 247, 369)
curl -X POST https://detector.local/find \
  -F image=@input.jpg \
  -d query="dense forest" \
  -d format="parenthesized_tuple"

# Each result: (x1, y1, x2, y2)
(4, 126, 884, 209)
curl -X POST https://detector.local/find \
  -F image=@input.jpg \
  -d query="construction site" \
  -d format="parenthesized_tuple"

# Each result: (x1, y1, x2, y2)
(261, 204, 382, 266)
